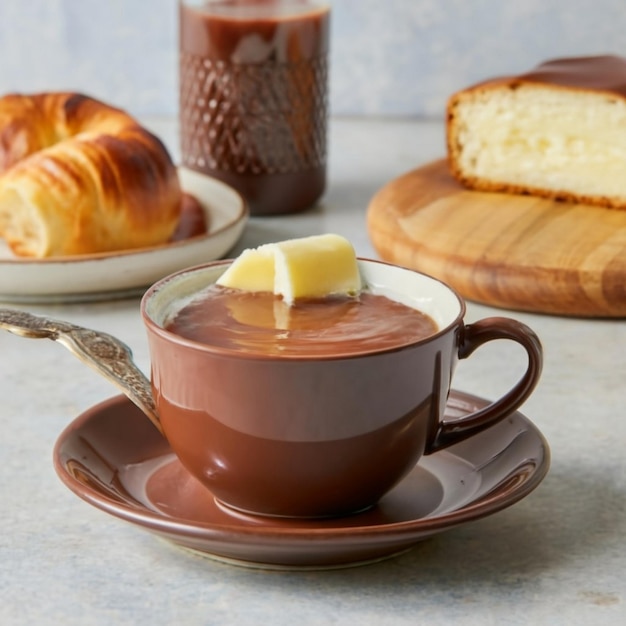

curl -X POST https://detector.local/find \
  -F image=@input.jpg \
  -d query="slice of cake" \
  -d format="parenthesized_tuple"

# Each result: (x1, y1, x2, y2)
(446, 55, 626, 210)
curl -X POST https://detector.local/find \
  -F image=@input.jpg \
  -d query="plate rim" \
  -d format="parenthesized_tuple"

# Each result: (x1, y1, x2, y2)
(0, 169, 248, 301)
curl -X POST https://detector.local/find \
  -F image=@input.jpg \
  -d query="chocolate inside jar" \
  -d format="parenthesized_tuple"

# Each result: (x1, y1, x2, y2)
(179, 0, 330, 215)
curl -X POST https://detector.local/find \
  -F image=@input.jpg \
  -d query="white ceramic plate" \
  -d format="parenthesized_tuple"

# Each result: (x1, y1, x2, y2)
(0, 168, 248, 303)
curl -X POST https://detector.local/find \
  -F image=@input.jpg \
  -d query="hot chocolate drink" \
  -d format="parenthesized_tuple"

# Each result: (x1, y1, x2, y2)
(165, 286, 439, 356)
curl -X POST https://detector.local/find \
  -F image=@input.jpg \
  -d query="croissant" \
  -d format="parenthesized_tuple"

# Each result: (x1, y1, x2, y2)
(0, 92, 182, 257)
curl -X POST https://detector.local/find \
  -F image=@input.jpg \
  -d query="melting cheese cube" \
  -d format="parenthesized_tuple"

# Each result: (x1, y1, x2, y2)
(215, 245, 275, 293)
(216, 234, 362, 305)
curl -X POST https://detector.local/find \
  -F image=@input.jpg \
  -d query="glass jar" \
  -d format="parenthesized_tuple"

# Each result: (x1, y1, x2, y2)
(179, 0, 331, 216)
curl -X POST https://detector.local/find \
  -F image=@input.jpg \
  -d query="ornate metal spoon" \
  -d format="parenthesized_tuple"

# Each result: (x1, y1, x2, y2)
(0, 308, 162, 434)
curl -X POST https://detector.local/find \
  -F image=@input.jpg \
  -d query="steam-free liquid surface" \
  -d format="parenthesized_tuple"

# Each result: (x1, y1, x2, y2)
(165, 286, 438, 356)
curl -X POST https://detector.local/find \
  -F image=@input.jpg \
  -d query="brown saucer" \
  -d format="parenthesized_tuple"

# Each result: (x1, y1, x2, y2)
(53, 391, 550, 570)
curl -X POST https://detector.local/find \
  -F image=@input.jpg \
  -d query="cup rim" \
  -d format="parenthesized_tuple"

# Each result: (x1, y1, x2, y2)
(141, 258, 467, 361)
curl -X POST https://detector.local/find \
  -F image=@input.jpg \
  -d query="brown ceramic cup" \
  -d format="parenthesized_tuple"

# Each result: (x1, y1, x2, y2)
(141, 259, 542, 518)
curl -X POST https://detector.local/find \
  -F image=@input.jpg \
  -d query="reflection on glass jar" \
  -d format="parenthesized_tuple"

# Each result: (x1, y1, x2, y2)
(179, 0, 330, 216)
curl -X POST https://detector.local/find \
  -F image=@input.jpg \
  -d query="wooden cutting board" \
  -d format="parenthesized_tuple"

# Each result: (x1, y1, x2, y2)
(367, 159, 626, 317)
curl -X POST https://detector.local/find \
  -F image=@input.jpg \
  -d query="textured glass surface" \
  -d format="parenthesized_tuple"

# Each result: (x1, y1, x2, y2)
(180, 53, 328, 175)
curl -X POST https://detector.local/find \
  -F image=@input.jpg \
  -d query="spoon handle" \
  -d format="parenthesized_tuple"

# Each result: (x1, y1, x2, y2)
(0, 308, 162, 434)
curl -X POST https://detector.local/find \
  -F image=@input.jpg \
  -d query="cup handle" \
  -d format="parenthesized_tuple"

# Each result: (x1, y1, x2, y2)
(427, 317, 543, 453)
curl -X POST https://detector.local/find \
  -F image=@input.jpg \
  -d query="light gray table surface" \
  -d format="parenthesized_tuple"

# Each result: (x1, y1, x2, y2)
(1, 118, 624, 625)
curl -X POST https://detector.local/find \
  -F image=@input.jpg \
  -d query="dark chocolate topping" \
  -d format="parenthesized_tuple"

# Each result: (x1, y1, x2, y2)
(519, 55, 626, 95)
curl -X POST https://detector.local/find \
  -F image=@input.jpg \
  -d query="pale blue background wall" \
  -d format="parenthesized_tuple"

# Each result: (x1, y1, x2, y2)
(0, 0, 624, 119)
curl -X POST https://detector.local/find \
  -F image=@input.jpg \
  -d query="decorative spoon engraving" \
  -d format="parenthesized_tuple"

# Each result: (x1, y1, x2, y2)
(0, 308, 162, 434)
